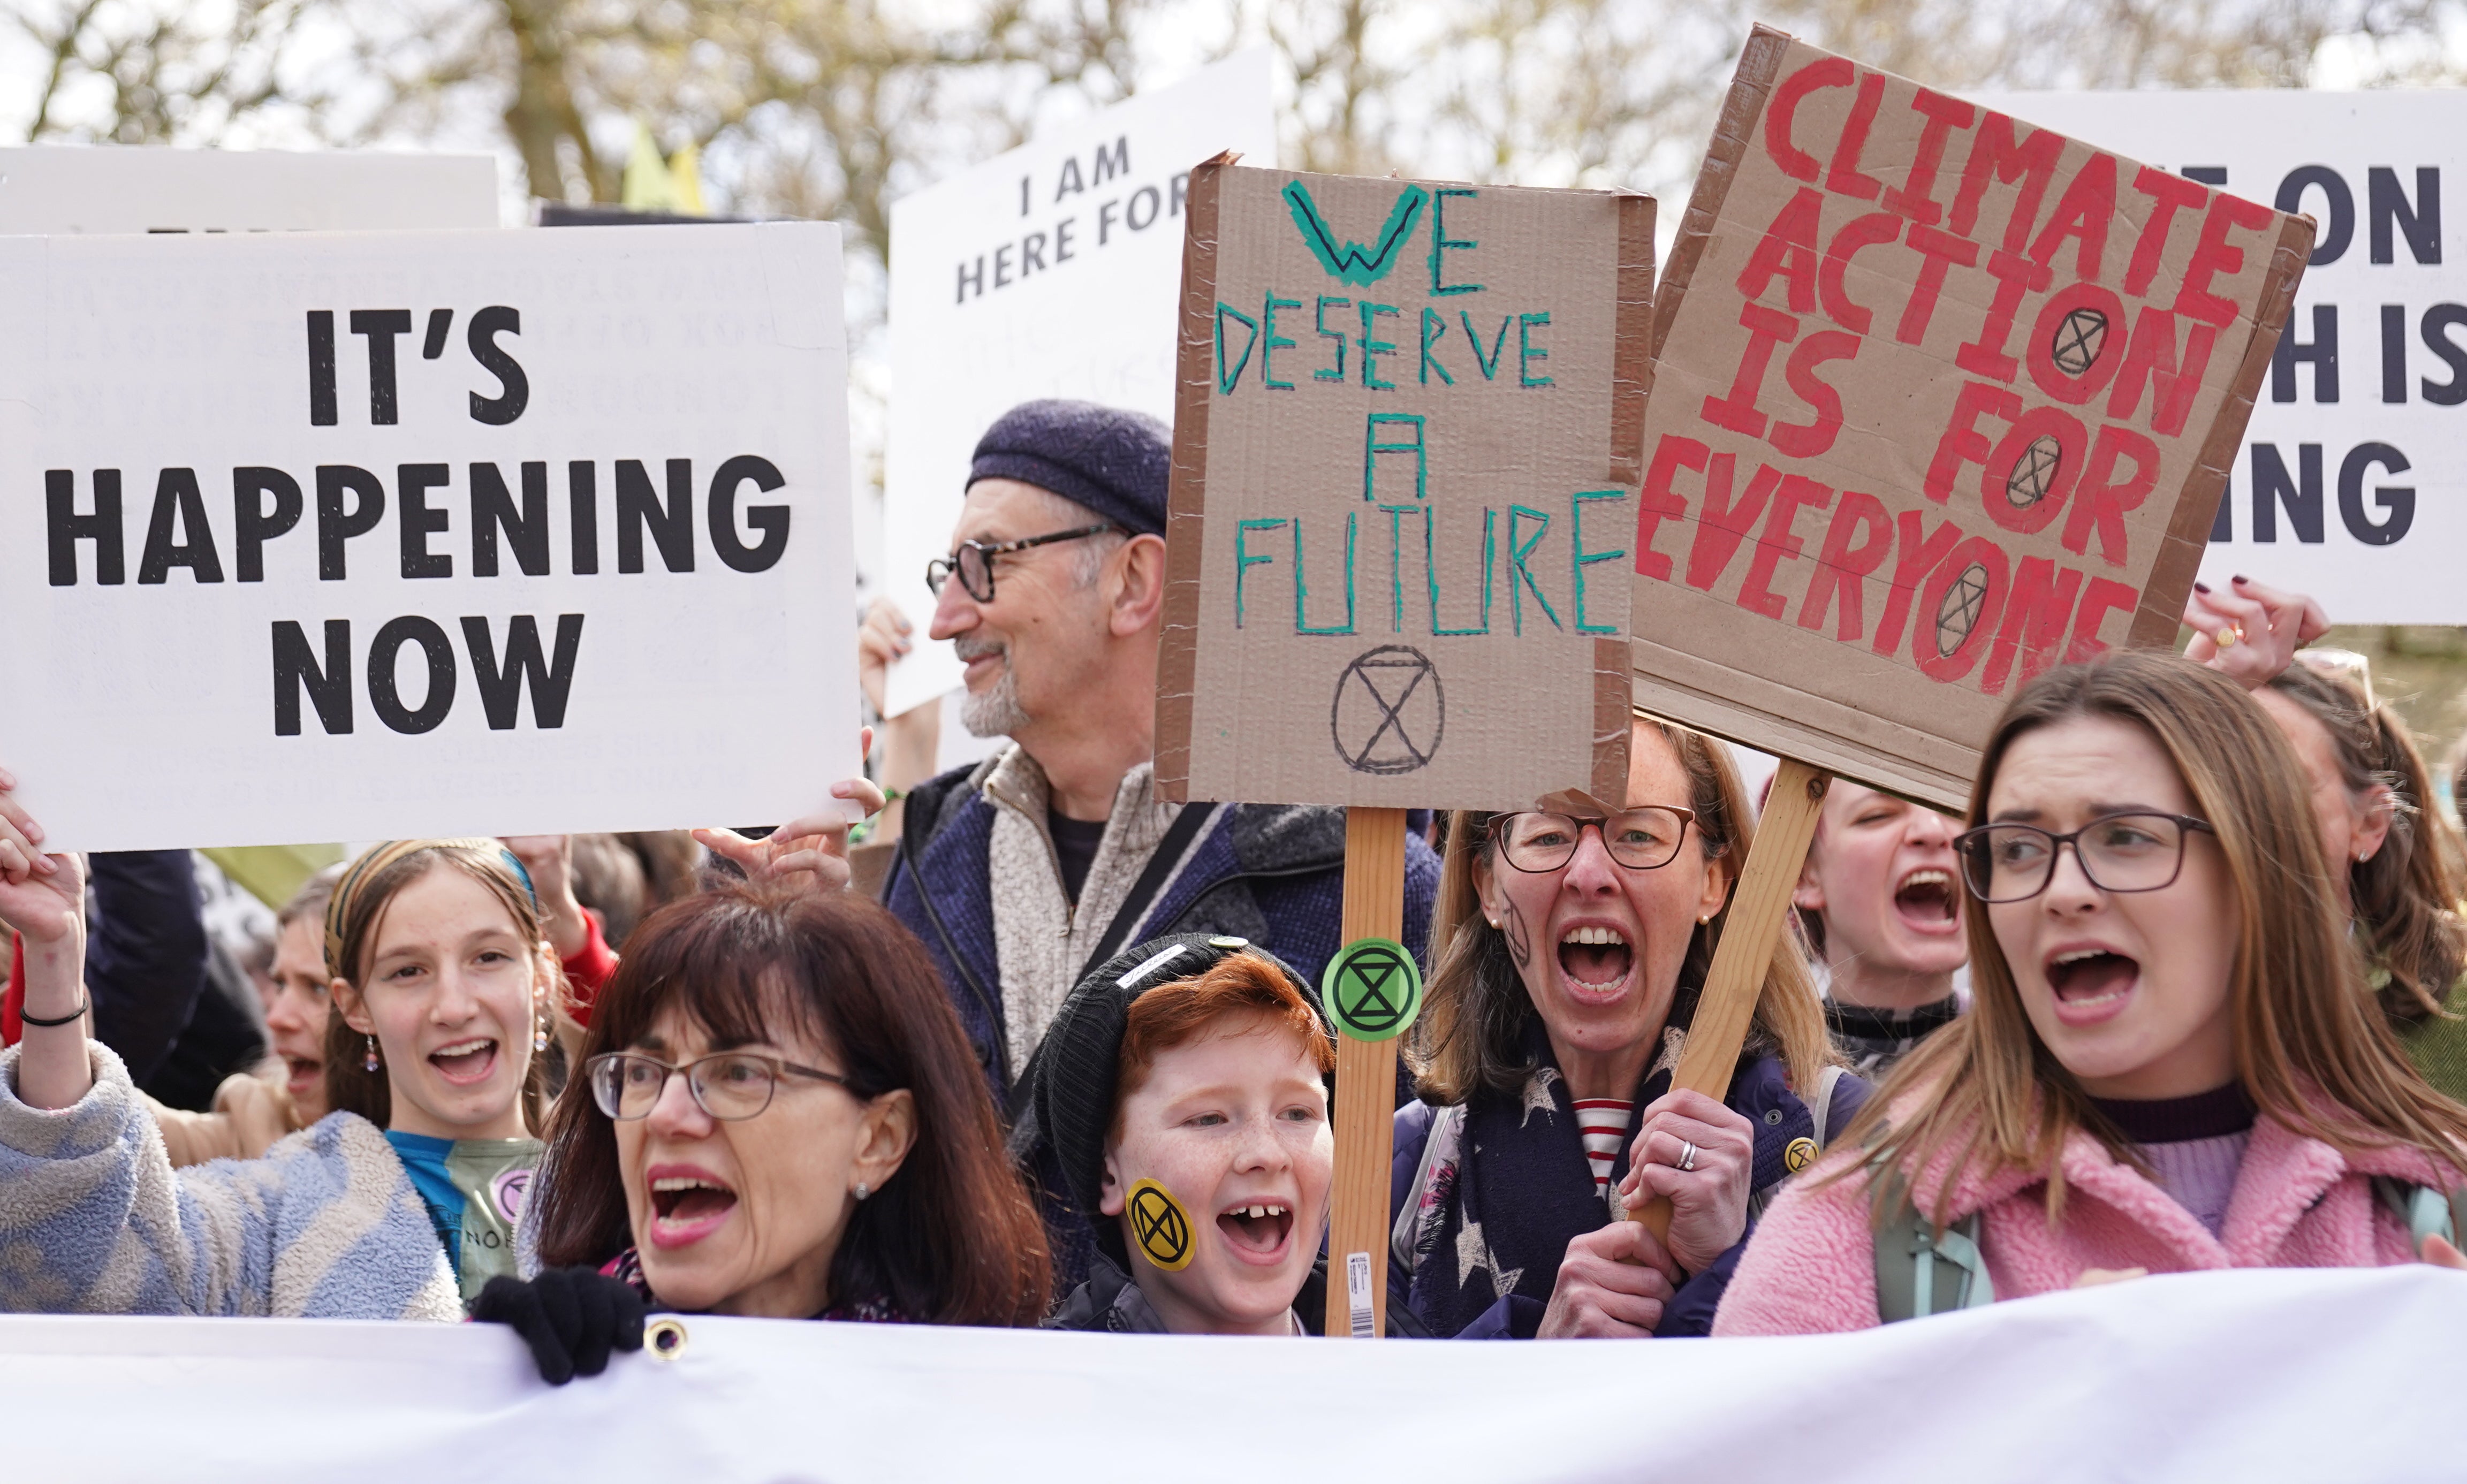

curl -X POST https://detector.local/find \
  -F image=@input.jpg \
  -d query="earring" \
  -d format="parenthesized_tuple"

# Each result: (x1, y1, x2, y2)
(362, 1034, 381, 1072)
(533, 995, 549, 1055)
(853, 1182, 872, 1202)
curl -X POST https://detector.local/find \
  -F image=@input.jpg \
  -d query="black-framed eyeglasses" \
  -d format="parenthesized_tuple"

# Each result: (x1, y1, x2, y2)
(1492, 808, 1698, 873)
(586, 1051, 851, 1122)
(925, 523, 1124, 604)
(1954, 812, 2217, 904)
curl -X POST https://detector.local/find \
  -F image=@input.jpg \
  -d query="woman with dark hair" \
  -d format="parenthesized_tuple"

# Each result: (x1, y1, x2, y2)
(497, 880, 1050, 1378)
(1717, 653, 2467, 1336)
(1390, 714, 1856, 1339)
(0, 818, 568, 1320)
(2252, 659, 2467, 1100)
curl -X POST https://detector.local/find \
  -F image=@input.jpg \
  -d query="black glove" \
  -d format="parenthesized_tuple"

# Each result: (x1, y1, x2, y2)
(473, 1267, 648, 1384)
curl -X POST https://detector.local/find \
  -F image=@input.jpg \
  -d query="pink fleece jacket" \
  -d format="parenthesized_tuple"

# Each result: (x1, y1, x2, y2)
(1713, 1095, 2447, 1336)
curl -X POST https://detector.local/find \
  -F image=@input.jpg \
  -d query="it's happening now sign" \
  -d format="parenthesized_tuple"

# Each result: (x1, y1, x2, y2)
(1631, 28, 2309, 808)
(0, 224, 857, 850)
(1158, 162, 1653, 811)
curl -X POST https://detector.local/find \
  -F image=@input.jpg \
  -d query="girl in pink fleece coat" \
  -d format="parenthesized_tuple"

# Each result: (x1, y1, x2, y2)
(1717, 653, 2467, 1337)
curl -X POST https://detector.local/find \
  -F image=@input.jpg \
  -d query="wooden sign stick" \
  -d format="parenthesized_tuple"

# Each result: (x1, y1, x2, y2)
(1630, 756, 1830, 1240)
(1325, 805, 1407, 1338)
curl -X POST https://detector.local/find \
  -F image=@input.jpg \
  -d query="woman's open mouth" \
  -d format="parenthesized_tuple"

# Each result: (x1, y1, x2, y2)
(2046, 947, 2139, 1026)
(428, 1037, 499, 1086)
(283, 1056, 323, 1098)
(647, 1168, 740, 1249)
(1558, 924, 1634, 999)
(1893, 869, 1960, 931)
(1217, 1201, 1294, 1264)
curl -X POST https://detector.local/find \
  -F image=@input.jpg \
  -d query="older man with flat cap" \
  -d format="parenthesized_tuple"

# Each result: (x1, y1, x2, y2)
(876, 400, 1438, 1107)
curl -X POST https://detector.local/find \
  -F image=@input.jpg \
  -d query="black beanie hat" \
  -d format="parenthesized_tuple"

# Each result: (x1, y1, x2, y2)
(966, 398, 1172, 537)
(1025, 933, 1332, 1227)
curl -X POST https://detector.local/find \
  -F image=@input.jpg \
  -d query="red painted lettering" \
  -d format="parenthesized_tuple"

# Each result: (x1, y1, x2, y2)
(1872, 510, 1963, 657)
(1702, 303, 1801, 439)
(1911, 536, 2009, 683)
(1823, 72, 1889, 200)
(1978, 405, 2088, 538)
(1981, 556, 2085, 695)
(2063, 423, 2160, 567)
(2104, 307, 2220, 437)
(1897, 224, 1979, 345)
(1634, 433, 1706, 581)
(1764, 58, 1855, 182)
(1739, 187, 1824, 313)
(1954, 250, 2055, 382)
(1797, 489, 1894, 640)
(2067, 577, 2140, 661)
(2027, 151, 2119, 282)
(1737, 474, 1833, 618)
(1882, 89, 1977, 227)
(1771, 330, 1862, 459)
(1948, 112, 2063, 252)
(2123, 165, 2210, 298)
(2025, 283, 2129, 405)
(1820, 212, 1901, 334)
(1925, 379, 2021, 503)
(2173, 193, 2279, 328)
(1684, 456, 1778, 591)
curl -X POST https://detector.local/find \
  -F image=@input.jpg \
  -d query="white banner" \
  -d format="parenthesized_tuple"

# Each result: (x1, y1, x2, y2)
(0, 1267, 2458, 1480)
(1971, 91, 2464, 623)
(879, 51, 1278, 718)
(0, 146, 497, 233)
(0, 224, 858, 850)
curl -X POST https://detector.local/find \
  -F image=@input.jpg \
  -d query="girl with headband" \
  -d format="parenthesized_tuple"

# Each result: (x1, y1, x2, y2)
(0, 813, 570, 1319)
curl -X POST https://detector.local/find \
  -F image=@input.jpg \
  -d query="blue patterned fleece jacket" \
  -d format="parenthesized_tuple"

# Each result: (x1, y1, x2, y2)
(0, 1043, 461, 1320)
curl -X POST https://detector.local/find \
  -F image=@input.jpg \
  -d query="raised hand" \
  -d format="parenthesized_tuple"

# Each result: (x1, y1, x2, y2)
(498, 833, 589, 959)
(2183, 576, 2329, 690)
(695, 730, 886, 895)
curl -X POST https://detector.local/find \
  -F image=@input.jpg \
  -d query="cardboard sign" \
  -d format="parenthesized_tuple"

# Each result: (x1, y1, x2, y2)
(0, 146, 497, 233)
(1630, 28, 2310, 809)
(1970, 89, 2465, 624)
(1158, 164, 1652, 810)
(0, 224, 857, 851)
(878, 52, 1277, 719)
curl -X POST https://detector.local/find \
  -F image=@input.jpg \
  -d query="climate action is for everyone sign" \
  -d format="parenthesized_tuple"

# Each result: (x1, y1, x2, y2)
(0, 224, 857, 850)
(1630, 28, 2309, 808)
(1157, 162, 1652, 810)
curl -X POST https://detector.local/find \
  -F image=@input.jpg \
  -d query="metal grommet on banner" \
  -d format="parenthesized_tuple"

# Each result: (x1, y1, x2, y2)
(644, 1316, 690, 1361)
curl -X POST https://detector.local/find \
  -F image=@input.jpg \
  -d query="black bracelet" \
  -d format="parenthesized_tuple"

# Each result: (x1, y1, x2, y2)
(18, 996, 88, 1028)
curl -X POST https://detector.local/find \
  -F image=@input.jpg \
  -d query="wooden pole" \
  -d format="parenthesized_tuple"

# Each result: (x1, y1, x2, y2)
(1325, 805, 1407, 1337)
(1630, 757, 1830, 1240)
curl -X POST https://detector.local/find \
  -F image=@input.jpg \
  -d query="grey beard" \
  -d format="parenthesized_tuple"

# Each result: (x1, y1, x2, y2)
(960, 660, 1029, 737)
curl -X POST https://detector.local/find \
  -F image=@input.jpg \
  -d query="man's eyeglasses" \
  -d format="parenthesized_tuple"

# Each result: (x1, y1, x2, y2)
(1953, 812, 2216, 904)
(586, 1051, 851, 1122)
(1491, 808, 1698, 873)
(925, 523, 1124, 604)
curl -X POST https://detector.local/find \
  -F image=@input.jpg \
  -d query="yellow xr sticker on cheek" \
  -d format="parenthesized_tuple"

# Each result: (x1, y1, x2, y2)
(1127, 1178, 1195, 1272)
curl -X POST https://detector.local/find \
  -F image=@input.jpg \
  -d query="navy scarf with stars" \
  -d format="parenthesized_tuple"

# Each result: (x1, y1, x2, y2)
(1403, 1018, 1663, 1337)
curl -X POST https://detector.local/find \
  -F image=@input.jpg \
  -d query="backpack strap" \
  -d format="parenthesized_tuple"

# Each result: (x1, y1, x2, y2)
(1391, 1104, 1464, 1275)
(2371, 1175, 2467, 1257)
(1809, 1064, 1849, 1151)
(1869, 1159, 1995, 1323)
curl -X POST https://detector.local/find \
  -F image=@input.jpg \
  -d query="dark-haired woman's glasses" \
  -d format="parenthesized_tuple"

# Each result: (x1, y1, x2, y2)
(1953, 812, 2216, 904)
(925, 523, 1124, 604)
(586, 1052, 849, 1122)
(1493, 808, 1696, 873)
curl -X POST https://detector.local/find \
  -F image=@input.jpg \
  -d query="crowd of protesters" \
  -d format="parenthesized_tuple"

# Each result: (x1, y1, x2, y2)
(5, 397, 2466, 1381)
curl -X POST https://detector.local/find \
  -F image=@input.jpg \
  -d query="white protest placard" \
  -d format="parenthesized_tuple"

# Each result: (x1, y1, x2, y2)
(3, 1267, 2464, 1481)
(0, 224, 856, 851)
(0, 146, 497, 233)
(1970, 91, 2462, 623)
(879, 50, 1277, 719)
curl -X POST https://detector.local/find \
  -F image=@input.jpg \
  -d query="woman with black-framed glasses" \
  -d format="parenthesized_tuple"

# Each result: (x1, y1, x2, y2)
(1718, 652, 2467, 1337)
(492, 879, 1052, 1380)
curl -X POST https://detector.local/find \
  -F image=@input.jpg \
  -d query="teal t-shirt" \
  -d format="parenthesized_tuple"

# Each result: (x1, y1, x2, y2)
(383, 1130, 542, 1307)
